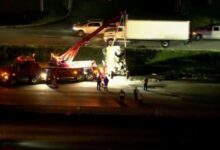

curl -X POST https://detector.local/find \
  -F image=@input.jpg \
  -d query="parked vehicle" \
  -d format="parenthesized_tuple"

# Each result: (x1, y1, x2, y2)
(103, 20, 190, 47)
(191, 24, 220, 40)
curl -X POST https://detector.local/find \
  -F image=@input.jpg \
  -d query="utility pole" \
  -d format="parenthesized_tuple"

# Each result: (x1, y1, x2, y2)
(174, 0, 182, 13)
(40, 0, 44, 12)
(67, 0, 73, 11)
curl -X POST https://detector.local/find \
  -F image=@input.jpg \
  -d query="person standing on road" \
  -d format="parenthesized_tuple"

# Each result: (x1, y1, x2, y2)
(133, 87, 139, 101)
(52, 74, 58, 88)
(104, 76, 109, 91)
(137, 91, 143, 104)
(97, 75, 102, 91)
(119, 89, 125, 103)
(144, 76, 148, 91)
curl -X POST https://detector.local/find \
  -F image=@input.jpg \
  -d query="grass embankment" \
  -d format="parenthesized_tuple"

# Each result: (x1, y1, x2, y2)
(1, 45, 220, 81)
(0, 45, 103, 66)
(127, 48, 220, 81)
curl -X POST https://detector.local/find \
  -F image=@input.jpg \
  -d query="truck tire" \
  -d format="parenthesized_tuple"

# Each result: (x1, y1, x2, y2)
(9, 78, 17, 86)
(195, 34, 202, 41)
(77, 74, 85, 82)
(86, 74, 94, 81)
(161, 40, 170, 48)
(30, 76, 39, 84)
(77, 30, 85, 37)
(107, 39, 114, 46)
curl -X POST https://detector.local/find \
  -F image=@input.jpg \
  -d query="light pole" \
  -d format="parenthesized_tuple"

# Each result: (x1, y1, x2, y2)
(40, 0, 44, 12)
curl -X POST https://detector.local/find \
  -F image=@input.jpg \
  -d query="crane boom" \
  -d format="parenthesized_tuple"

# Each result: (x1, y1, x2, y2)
(51, 12, 124, 67)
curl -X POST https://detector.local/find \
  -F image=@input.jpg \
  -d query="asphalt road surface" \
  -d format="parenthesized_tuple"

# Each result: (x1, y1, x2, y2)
(0, 112, 220, 150)
(0, 77, 220, 117)
(1, 25, 220, 51)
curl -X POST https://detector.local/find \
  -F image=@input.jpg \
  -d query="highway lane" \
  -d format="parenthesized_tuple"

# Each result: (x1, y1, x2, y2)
(1, 27, 220, 51)
(0, 78, 220, 117)
(0, 113, 220, 149)
(0, 28, 80, 47)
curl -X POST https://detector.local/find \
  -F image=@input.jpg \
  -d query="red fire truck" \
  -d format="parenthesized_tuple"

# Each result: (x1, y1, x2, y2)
(0, 56, 42, 85)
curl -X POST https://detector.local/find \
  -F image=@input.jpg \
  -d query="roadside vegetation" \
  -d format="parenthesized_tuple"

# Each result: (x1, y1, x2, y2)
(126, 48, 220, 81)
(1, 45, 220, 82)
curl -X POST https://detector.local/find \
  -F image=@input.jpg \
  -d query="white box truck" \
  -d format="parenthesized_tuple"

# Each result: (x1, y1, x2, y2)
(103, 20, 190, 47)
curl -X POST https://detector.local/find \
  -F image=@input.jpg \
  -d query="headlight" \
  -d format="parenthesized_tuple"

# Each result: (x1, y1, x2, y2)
(192, 32, 197, 35)
(40, 72, 47, 80)
(1, 72, 9, 81)
(73, 26, 79, 31)
(73, 70, 78, 75)
(93, 69, 98, 75)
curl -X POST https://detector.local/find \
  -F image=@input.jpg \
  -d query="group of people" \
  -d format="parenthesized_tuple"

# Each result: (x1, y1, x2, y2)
(96, 75, 149, 104)
(118, 87, 143, 104)
(96, 75, 109, 91)
(119, 76, 148, 104)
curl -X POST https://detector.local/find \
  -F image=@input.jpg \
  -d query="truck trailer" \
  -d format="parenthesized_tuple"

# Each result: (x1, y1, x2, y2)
(104, 19, 190, 47)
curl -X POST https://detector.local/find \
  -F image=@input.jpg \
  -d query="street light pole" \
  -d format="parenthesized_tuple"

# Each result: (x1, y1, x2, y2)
(40, 0, 44, 12)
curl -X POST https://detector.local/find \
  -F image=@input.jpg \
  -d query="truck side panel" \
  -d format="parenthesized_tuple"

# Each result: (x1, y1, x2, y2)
(126, 20, 190, 40)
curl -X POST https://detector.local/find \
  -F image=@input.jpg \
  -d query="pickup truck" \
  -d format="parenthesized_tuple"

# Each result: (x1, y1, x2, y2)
(72, 19, 118, 37)
(192, 24, 220, 40)
(72, 19, 104, 36)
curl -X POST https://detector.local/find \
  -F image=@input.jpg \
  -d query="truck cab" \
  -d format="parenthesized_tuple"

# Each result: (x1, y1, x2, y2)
(103, 26, 125, 45)
(192, 24, 220, 40)
(0, 59, 42, 86)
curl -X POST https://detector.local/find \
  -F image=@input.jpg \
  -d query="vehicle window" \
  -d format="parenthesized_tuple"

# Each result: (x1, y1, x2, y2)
(88, 23, 100, 26)
(206, 26, 212, 31)
(106, 28, 116, 32)
(94, 23, 100, 26)
(88, 23, 94, 26)
(20, 63, 27, 70)
(214, 27, 219, 31)
(118, 28, 123, 32)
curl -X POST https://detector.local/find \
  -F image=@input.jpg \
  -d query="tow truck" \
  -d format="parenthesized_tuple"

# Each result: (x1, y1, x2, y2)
(46, 12, 123, 81)
(43, 59, 100, 83)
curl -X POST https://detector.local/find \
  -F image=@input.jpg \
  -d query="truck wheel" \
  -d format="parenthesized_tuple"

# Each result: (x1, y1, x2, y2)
(9, 78, 17, 86)
(77, 30, 85, 37)
(161, 41, 170, 48)
(30, 76, 39, 84)
(195, 34, 202, 41)
(107, 39, 114, 46)
(86, 74, 94, 81)
(45, 77, 52, 84)
(77, 74, 85, 82)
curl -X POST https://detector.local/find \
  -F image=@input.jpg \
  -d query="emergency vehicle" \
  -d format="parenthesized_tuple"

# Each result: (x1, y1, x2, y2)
(42, 60, 100, 83)
(47, 12, 123, 80)
(0, 55, 42, 85)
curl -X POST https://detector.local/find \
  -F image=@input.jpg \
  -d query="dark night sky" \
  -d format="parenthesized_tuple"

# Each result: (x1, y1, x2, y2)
(0, 0, 40, 14)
